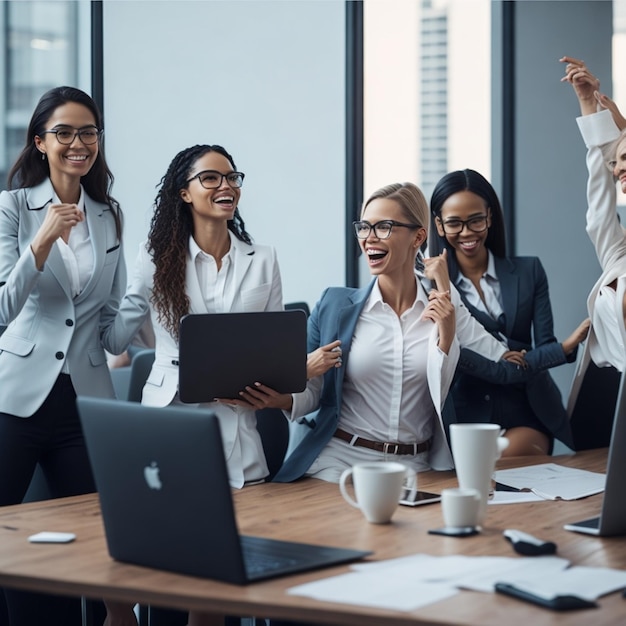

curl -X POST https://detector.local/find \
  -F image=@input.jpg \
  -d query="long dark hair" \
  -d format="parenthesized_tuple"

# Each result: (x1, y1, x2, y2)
(148, 144, 252, 339)
(7, 86, 122, 238)
(429, 169, 507, 263)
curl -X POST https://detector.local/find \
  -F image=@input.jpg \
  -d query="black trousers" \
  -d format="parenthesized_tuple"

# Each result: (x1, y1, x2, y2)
(0, 374, 96, 626)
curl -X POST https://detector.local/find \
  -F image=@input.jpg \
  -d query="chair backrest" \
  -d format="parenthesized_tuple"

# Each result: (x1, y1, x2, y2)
(285, 300, 311, 318)
(256, 407, 290, 481)
(254, 302, 308, 478)
(127, 349, 156, 403)
(570, 360, 622, 451)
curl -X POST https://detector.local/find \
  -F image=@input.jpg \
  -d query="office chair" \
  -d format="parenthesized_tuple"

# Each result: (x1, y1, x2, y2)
(569, 360, 622, 451)
(127, 349, 156, 403)
(285, 300, 310, 318)
(256, 407, 290, 480)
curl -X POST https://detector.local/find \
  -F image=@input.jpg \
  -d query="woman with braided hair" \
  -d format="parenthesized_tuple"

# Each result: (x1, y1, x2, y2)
(101, 144, 283, 625)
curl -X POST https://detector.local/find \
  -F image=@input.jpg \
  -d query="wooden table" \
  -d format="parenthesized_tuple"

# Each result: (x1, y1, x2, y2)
(0, 450, 625, 625)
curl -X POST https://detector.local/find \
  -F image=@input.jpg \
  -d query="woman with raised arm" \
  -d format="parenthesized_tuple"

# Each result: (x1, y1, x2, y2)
(560, 56, 626, 410)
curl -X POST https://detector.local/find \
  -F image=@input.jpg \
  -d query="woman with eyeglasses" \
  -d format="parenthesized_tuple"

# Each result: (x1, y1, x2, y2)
(0, 86, 124, 626)
(235, 182, 531, 484)
(100, 144, 283, 626)
(429, 169, 590, 455)
(104, 145, 282, 490)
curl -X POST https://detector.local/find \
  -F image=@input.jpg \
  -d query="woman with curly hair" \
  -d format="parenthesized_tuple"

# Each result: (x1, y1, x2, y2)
(102, 144, 283, 625)
(105, 144, 283, 488)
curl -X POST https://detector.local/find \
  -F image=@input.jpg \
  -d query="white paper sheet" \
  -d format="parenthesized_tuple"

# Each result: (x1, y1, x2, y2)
(287, 570, 458, 611)
(493, 463, 605, 500)
(489, 491, 546, 504)
(498, 566, 626, 601)
(289, 554, 573, 610)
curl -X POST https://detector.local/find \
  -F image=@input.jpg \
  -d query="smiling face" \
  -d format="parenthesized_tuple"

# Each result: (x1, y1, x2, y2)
(435, 190, 491, 263)
(34, 102, 99, 185)
(179, 150, 241, 225)
(359, 197, 426, 278)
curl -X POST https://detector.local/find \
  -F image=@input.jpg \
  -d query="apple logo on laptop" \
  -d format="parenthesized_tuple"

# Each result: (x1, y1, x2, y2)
(144, 462, 162, 490)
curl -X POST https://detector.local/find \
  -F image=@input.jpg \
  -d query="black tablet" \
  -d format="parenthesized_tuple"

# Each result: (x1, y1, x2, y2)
(178, 310, 307, 403)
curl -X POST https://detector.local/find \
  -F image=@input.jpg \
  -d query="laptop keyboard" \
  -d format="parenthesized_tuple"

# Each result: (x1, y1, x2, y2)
(574, 516, 600, 529)
(241, 536, 299, 576)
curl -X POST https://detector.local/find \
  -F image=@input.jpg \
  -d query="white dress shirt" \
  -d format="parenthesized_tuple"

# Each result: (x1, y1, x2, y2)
(190, 236, 233, 312)
(54, 187, 93, 373)
(309, 276, 446, 481)
(55, 187, 92, 298)
(185, 234, 269, 487)
(592, 280, 626, 372)
(339, 278, 434, 444)
(575, 109, 626, 372)
(454, 251, 504, 321)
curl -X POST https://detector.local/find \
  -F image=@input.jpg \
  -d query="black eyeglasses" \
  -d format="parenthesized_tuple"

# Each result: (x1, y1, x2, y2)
(353, 220, 420, 240)
(186, 170, 245, 189)
(39, 126, 102, 145)
(438, 215, 489, 235)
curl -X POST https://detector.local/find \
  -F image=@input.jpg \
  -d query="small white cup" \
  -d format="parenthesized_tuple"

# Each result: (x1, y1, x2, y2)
(339, 462, 415, 524)
(441, 487, 481, 529)
(449, 423, 509, 524)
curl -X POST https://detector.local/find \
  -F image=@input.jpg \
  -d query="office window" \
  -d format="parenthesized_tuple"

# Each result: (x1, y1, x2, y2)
(363, 0, 491, 202)
(0, 0, 90, 185)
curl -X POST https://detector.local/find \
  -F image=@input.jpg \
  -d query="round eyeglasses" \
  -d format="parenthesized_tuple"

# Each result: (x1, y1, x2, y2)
(186, 170, 245, 190)
(353, 220, 420, 240)
(439, 215, 489, 235)
(39, 126, 102, 145)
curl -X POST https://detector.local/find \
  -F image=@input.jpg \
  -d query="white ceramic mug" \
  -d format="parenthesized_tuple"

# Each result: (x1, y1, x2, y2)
(449, 423, 509, 525)
(339, 462, 415, 524)
(441, 487, 481, 528)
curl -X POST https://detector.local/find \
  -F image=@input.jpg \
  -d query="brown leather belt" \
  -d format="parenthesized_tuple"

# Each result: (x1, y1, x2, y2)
(333, 428, 431, 456)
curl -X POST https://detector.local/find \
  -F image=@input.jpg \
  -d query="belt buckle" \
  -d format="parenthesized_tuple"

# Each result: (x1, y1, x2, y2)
(383, 442, 399, 455)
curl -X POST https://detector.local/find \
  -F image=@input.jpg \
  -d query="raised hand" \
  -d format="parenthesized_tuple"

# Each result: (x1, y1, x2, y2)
(595, 91, 626, 131)
(423, 248, 451, 292)
(560, 56, 600, 115)
(30, 203, 84, 269)
(422, 289, 455, 354)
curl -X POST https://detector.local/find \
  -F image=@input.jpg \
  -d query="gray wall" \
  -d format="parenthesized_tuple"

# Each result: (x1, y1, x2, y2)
(494, 0, 613, 400)
(101, 0, 346, 310)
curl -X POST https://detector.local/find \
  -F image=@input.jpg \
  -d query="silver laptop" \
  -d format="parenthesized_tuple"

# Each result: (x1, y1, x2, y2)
(564, 370, 626, 536)
(178, 310, 307, 403)
(76, 397, 370, 583)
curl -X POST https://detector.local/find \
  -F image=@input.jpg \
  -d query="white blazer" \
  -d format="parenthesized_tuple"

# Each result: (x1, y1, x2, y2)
(102, 234, 283, 487)
(0, 179, 125, 417)
(568, 111, 626, 413)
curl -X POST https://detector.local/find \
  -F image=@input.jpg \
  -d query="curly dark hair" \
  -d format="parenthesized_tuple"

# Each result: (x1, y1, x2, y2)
(7, 86, 121, 239)
(148, 144, 252, 339)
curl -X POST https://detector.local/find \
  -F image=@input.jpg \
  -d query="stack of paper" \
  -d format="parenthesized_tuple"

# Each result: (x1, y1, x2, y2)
(493, 463, 605, 500)
(288, 553, 626, 611)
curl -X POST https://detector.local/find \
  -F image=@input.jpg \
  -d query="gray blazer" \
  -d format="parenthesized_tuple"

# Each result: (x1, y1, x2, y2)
(0, 179, 126, 417)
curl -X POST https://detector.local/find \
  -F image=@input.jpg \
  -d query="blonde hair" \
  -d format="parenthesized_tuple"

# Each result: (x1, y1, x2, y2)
(362, 182, 429, 230)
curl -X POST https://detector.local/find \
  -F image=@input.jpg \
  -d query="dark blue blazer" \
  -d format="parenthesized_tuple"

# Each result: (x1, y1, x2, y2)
(450, 256, 574, 447)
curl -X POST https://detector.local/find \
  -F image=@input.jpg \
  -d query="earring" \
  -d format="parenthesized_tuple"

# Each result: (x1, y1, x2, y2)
(41, 153, 46, 161)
